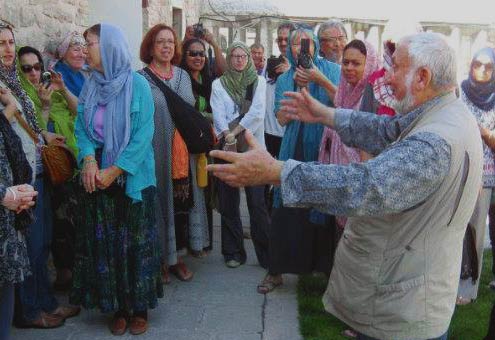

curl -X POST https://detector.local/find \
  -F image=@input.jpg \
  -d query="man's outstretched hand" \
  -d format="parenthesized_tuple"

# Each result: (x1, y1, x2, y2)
(207, 130, 284, 187)
(279, 88, 335, 127)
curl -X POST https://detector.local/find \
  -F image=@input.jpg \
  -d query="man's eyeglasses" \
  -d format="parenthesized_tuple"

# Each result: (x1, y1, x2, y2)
(187, 50, 205, 58)
(21, 63, 42, 73)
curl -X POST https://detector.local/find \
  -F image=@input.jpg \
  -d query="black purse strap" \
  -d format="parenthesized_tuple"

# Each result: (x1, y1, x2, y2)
(144, 66, 200, 129)
(238, 81, 256, 120)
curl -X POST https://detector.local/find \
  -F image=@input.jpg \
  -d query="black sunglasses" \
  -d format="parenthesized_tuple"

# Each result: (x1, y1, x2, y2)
(21, 63, 42, 73)
(187, 50, 205, 58)
(473, 60, 494, 71)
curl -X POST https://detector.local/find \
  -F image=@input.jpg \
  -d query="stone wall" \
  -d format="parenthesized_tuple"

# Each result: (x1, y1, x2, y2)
(183, 0, 201, 26)
(142, 0, 173, 33)
(143, 0, 201, 33)
(0, 0, 89, 53)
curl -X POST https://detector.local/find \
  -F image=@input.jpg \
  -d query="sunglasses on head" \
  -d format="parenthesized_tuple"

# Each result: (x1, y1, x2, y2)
(21, 63, 42, 73)
(187, 50, 205, 57)
(0, 20, 14, 31)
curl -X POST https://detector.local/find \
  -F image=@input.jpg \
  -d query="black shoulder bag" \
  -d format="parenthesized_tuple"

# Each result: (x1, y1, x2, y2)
(144, 67, 214, 154)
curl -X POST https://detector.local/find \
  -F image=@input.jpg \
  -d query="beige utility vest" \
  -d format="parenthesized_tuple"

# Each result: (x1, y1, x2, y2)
(323, 93, 483, 340)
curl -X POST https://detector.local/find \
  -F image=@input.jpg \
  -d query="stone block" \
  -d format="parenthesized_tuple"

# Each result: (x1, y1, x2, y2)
(3, 3, 21, 26)
(200, 305, 262, 332)
(42, 2, 77, 23)
(19, 6, 36, 27)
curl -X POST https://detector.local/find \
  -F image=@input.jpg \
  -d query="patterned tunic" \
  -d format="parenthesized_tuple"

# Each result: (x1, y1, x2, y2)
(139, 67, 209, 266)
(0, 131, 30, 285)
(281, 95, 452, 216)
(461, 89, 495, 187)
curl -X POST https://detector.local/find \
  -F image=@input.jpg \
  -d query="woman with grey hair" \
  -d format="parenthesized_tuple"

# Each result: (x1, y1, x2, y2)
(49, 31, 88, 97)
(48, 32, 87, 290)
(318, 20, 348, 64)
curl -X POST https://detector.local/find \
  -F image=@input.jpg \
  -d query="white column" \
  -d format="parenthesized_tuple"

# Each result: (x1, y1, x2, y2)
(259, 18, 271, 56)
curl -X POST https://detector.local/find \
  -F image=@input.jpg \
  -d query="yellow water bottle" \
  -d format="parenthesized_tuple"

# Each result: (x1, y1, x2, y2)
(197, 153, 208, 188)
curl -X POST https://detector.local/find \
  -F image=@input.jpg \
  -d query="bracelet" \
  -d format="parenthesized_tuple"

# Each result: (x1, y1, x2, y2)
(7, 187, 16, 201)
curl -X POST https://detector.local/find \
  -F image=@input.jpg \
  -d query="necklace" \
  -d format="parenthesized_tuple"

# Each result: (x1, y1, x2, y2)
(150, 62, 173, 80)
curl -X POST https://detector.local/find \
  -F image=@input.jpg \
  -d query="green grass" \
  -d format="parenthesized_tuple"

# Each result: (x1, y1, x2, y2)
(298, 251, 494, 340)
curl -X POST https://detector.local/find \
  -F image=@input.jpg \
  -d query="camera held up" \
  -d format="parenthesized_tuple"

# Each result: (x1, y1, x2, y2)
(41, 71, 51, 89)
(266, 55, 285, 82)
(297, 38, 312, 69)
(193, 23, 205, 39)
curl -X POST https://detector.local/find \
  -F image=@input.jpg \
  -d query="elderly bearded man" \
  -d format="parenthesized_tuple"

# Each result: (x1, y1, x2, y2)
(208, 32, 483, 340)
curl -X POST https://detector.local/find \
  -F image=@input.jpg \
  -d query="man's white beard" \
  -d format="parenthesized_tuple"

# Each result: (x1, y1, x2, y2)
(391, 70, 416, 114)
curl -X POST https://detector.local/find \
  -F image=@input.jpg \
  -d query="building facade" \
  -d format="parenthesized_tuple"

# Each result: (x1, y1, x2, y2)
(0, 0, 201, 67)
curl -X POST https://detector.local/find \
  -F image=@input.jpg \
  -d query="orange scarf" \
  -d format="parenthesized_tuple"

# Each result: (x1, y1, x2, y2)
(171, 129, 189, 179)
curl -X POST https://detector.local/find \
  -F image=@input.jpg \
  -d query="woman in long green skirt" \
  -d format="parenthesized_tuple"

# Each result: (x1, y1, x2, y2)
(70, 23, 162, 336)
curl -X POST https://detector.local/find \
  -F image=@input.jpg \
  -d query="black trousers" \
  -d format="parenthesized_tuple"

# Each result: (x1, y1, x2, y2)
(217, 179, 270, 268)
(264, 133, 282, 159)
(51, 181, 76, 271)
(264, 133, 283, 213)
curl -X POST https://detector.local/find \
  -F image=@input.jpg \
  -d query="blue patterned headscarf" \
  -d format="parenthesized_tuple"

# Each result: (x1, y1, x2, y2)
(273, 27, 341, 208)
(461, 47, 495, 111)
(79, 23, 133, 168)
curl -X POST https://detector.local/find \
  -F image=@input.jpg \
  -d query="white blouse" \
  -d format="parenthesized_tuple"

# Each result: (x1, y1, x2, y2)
(211, 75, 267, 148)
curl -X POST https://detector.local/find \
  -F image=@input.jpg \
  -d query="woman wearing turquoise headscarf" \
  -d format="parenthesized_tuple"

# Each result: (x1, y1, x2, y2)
(211, 41, 270, 269)
(257, 26, 341, 293)
(71, 23, 162, 336)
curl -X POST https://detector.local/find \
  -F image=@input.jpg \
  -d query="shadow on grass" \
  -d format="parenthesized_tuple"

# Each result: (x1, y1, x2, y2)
(298, 251, 494, 340)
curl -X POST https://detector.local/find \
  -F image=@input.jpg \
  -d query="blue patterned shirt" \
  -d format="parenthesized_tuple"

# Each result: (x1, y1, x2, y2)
(280, 95, 452, 217)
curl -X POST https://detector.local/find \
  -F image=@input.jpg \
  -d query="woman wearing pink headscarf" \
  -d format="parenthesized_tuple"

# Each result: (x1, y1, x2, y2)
(319, 39, 380, 170)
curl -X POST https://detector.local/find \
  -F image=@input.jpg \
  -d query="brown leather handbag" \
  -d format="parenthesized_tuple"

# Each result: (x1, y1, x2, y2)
(15, 110, 76, 186)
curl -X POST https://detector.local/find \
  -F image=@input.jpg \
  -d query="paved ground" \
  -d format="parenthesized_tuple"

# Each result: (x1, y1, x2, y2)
(11, 191, 303, 340)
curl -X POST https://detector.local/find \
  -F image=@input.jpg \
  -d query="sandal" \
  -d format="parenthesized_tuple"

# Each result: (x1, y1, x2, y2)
(170, 260, 194, 281)
(456, 296, 472, 305)
(48, 305, 81, 319)
(129, 316, 148, 335)
(110, 312, 129, 336)
(16, 312, 64, 329)
(257, 275, 283, 294)
(161, 265, 171, 285)
(342, 329, 357, 338)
